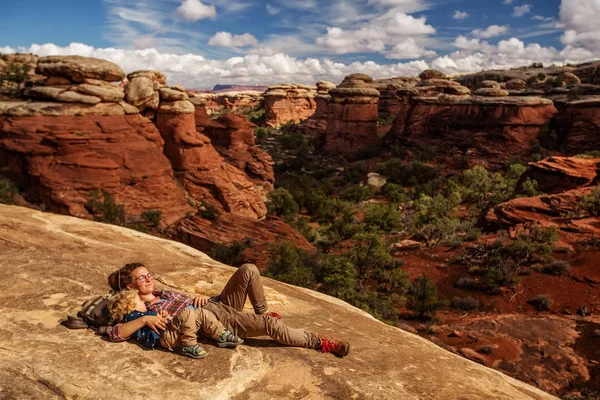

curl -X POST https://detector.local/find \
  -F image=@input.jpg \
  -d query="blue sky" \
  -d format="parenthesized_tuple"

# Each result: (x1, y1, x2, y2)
(0, 0, 597, 87)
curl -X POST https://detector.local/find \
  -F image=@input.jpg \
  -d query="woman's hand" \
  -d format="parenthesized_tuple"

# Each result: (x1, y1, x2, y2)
(144, 315, 168, 334)
(192, 295, 210, 308)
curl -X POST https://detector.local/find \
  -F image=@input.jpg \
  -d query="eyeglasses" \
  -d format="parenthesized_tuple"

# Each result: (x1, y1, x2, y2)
(134, 272, 156, 283)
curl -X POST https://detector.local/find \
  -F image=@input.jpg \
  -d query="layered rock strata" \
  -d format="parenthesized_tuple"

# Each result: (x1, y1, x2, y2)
(523, 156, 600, 194)
(299, 81, 336, 134)
(190, 91, 262, 115)
(0, 112, 192, 225)
(0, 56, 194, 225)
(487, 156, 600, 238)
(373, 77, 420, 118)
(156, 99, 267, 219)
(200, 114, 274, 194)
(551, 96, 600, 155)
(387, 95, 558, 168)
(263, 84, 316, 126)
(322, 74, 380, 155)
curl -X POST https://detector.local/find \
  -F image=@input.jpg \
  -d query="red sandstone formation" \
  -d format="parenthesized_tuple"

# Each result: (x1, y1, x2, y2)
(552, 97, 600, 155)
(524, 156, 600, 194)
(200, 114, 274, 194)
(0, 113, 192, 225)
(0, 57, 192, 225)
(387, 95, 558, 168)
(299, 81, 335, 135)
(322, 74, 380, 155)
(263, 84, 316, 127)
(156, 100, 267, 219)
(373, 77, 420, 118)
(177, 213, 314, 268)
(487, 156, 600, 238)
(189, 91, 262, 115)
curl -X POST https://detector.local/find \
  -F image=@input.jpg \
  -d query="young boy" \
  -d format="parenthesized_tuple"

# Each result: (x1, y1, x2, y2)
(109, 289, 243, 359)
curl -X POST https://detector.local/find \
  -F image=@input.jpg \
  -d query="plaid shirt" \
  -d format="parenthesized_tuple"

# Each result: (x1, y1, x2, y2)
(107, 290, 193, 341)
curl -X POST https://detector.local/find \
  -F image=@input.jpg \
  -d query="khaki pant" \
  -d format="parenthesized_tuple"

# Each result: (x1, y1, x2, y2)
(203, 263, 322, 349)
(159, 306, 226, 350)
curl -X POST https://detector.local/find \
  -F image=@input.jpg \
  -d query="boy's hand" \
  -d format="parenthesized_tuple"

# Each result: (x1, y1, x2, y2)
(144, 315, 168, 334)
(193, 295, 210, 308)
(159, 310, 170, 318)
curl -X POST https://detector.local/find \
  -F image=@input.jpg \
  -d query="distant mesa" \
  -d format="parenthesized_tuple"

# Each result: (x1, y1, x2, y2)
(212, 84, 269, 93)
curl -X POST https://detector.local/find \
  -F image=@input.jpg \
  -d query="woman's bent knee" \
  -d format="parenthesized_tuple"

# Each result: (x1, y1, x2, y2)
(239, 263, 259, 277)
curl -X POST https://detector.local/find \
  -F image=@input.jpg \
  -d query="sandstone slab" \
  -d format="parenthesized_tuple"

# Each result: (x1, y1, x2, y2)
(36, 55, 125, 82)
(0, 205, 557, 400)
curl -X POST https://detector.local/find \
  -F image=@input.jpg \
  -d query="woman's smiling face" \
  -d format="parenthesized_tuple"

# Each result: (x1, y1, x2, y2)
(128, 266, 154, 295)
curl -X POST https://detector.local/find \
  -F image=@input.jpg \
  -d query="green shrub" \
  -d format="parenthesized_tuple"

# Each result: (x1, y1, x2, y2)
(526, 76, 538, 85)
(289, 216, 317, 242)
(247, 108, 265, 125)
(363, 202, 403, 233)
(254, 126, 272, 139)
(576, 150, 600, 159)
(417, 144, 437, 162)
(537, 72, 546, 81)
(542, 261, 570, 276)
(346, 232, 395, 282)
(380, 183, 408, 204)
(211, 240, 248, 267)
(528, 294, 552, 311)
(459, 225, 559, 289)
(579, 186, 600, 216)
(408, 273, 442, 317)
(0, 178, 19, 204)
(342, 161, 368, 184)
(86, 191, 125, 224)
(320, 255, 357, 298)
(0, 62, 32, 89)
(459, 164, 527, 213)
(199, 202, 222, 220)
(340, 185, 374, 202)
(452, 296, 479, 311)
(141, 210, 162, 227)
(376, 159, 440, 187)
(267, 187, 299, 221)
(454, 277, 479, 290)
(264, 242, 317, 288)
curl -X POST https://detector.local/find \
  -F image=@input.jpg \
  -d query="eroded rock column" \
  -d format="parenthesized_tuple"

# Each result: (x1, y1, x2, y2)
(263, 84, 316, 126)
(322, 74, 380, 155)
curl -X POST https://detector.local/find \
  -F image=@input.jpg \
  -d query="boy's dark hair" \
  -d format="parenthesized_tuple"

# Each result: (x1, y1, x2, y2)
(107, 262, 146, 291)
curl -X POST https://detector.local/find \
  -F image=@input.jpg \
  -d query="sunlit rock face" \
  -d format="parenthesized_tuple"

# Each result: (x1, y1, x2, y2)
(322, 74, 380, 155)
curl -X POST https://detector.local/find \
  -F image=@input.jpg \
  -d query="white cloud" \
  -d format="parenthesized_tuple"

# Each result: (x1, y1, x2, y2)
(176, 0, 217, 21)
(315, 12, 435, 55)
(512, 4, 532, 17)
(503, 0, 513, 4)
(4, 40, 596, 89)
(453, 11, 469, 20)
(386, 38, 437, 59)
(208, 32, 258, 47)
(471, 25, 509, 39)
(266, 4, 279, 15)
(560, 0, 600, 52)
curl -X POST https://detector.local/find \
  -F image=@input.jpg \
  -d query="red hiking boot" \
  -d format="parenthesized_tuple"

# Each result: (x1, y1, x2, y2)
(319, 336, 350, 357)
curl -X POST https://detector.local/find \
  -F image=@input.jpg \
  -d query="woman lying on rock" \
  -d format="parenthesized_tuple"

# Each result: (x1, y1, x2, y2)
(106, 262, 350, 357)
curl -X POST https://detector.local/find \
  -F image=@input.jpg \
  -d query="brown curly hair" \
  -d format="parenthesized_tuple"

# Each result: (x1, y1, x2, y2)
(108, 262, 146, 291)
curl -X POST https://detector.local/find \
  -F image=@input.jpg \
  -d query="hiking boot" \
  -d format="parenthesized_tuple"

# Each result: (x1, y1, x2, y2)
(319, 336, 350, 357)
(217, 330, 244, 348)
(179, 344, 208, 359)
